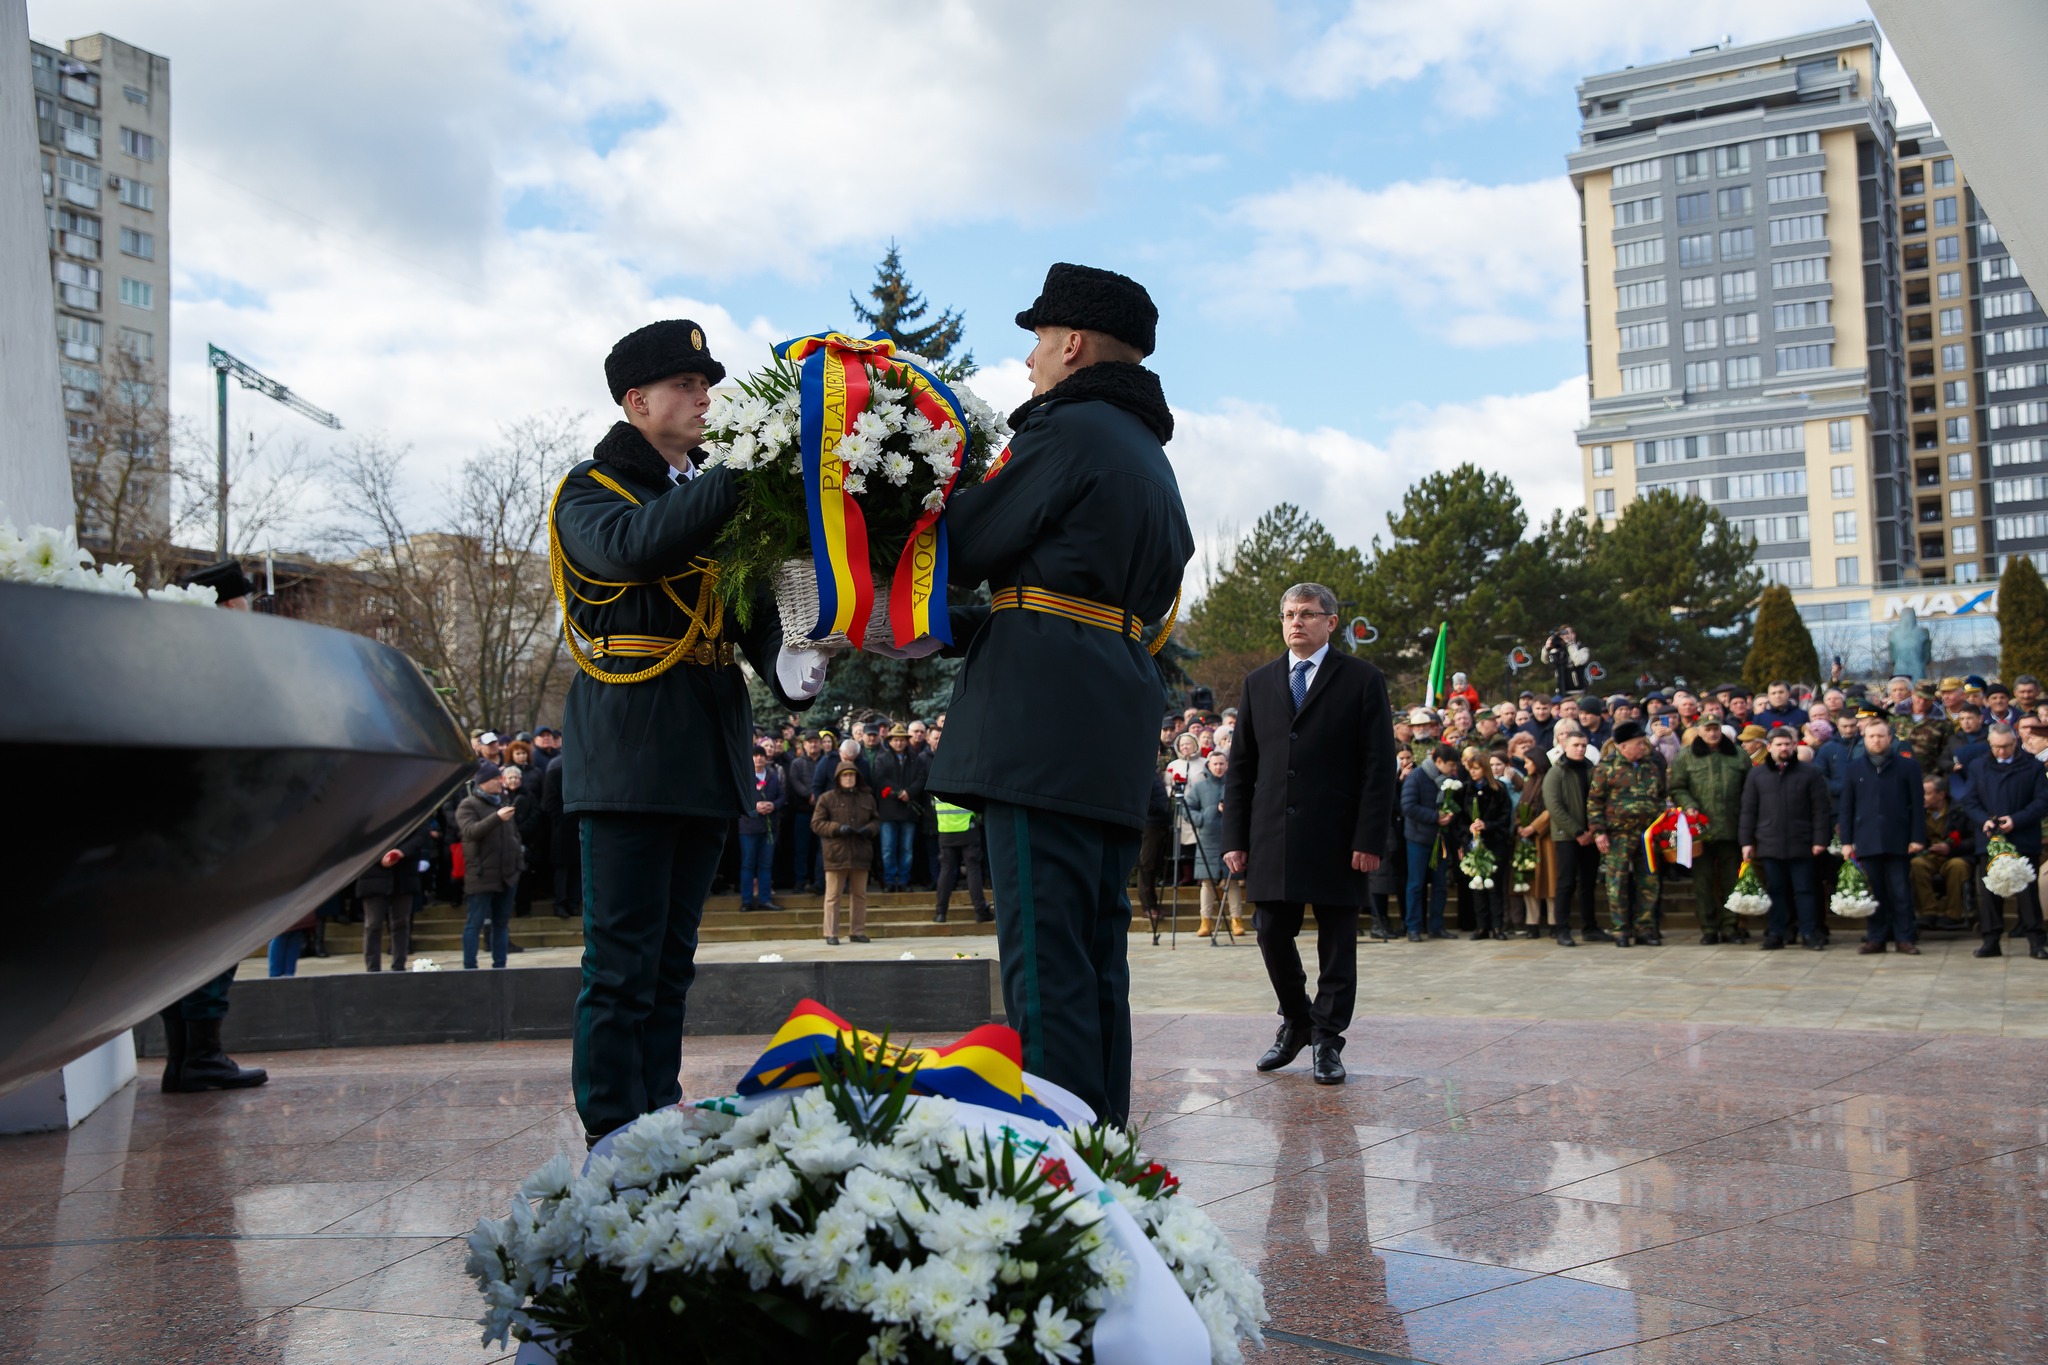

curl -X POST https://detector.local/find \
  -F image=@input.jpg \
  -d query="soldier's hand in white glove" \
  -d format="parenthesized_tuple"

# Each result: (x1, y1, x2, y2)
(776, 644, 831, 700)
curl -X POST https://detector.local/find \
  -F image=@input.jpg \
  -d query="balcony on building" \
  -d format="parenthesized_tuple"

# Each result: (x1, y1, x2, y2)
(1916, 462, 1941, 487)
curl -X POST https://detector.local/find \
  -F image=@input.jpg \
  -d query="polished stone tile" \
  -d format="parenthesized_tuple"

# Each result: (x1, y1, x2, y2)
(317, 1179, 529, 1237)
(1672, 1116, 2043, 1178)
(1560, 1222, 1933, 1312)
(1354, 1130, 1659, 1193)
(0, 1243, 119, 1313)
(217, 1305, 515, 1362)
(36, 1235, 439, 1310)
(1766, 1149, 2048, 1259)
(1203, 1167, 1534, 1246)
(0, 1301, 282, 1363)
(1135, 1112, 1405, 1170)
(324, 1104, 567, 1145)
(1391, 1273, 1738, 1365)
(1374, 1193, 1738, 1273)
(1549, 1151, 1901, 1220)
(302, 1237, 478, 1317)
(168, 1180, 422, 1236)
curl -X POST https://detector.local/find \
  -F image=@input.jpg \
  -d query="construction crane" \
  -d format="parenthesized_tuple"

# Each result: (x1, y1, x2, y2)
(208, 343, 342, 558)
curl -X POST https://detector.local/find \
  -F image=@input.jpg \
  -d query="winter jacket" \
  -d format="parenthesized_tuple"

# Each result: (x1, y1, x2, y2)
(786, 751, 821, 815)
(1399, 763, 1446, 846)
(1542, 633, 1589, 695)
(811, 764, 881, 872)
(1587, 750, 1666, 835)
(1542, 756, 1594, 843)
(354, 826, 434, 899)
(813, 751, 872, 798)
(1960, 753, 2048, 859)
(1738, 756, 1832, 859)
(457, 787, 524, 894)
(1947, 734, 1991, 804)
(1667, 738, 1748, 844)
(1470, 778, 1515, 857)
(1809, 736, 1854, 807)
(738, 764, 784, 837)
(871, 746, 927, 823)
(1838, 749, 1925, 857)
(1183, 771, 1228, 881)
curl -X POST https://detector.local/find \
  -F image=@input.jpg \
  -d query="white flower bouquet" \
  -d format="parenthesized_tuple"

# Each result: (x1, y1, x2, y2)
(470, 1012, 1266, 1365)
(1459, 843, 1497, 891)
(1510, 840, 1538, 894)
(698, 333, 1010, 653)
(1829, 860, 1879, 919)
(1724, 860, 1771, 917)
(1983, 836, 2035, 899)
(0, 512, 215, 604)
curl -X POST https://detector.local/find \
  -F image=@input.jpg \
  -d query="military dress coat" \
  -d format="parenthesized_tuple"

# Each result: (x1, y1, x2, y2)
(927, 363, 1194, 830)
(1222, 650, 1398, 907)
(553, 423, 806, 819)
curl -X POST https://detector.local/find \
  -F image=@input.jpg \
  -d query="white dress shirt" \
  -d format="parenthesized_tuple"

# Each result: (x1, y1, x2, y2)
(666, 460, 699, 484)
(1287, 642, 1331, 697)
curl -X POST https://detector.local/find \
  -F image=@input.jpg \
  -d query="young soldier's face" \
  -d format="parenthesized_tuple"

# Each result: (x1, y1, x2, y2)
(625, 372, 712, 449)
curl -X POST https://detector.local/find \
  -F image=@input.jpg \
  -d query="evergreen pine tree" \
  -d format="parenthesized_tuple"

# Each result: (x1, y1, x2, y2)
(850, 244, 975, 379)
(1743, 584, 1822, 691)
(1998, 554, 2048, 684)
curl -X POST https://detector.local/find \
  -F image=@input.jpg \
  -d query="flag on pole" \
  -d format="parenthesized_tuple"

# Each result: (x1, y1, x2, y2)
(1424, 621, 1450, 708)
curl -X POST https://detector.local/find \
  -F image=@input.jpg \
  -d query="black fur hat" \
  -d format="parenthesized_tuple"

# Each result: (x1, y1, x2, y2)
(1611, 720, 1646, 745)
(1014, 263, 1158, 357)
(605, 319, 726, 402)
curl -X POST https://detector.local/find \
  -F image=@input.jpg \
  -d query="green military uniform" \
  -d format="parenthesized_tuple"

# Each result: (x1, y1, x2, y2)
(1587, 736, 1668, 939)
(928, 264, 1193, 1127)
(1666, 737, 1748, 940)
(1907, 712, 1954, 774)
(556, 321, 808, 1142)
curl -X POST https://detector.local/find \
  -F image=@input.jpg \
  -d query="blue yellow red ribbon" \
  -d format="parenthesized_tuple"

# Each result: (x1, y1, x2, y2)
(735, 998, 1066, 1127)
(772, 331, 969, 648)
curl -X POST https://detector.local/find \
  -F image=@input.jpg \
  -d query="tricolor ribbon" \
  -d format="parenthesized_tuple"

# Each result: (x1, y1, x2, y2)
(1642, 808, 1706, 872)
(735, 998, 1067, 1128)
(772, 331, 970, 648)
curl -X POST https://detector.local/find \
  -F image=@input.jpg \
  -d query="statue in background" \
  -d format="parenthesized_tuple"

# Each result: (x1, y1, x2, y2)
(1887, 606, 1933, 680)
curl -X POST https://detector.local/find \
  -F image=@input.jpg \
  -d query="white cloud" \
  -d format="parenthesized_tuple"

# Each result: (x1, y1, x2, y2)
(1228, 176, 1581, 345)
(1169, 376, 1590, 563)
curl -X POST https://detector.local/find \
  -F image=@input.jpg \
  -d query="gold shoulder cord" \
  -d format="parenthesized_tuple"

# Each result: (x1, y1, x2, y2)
(1147, 586, 1180, 657)
(549, 469, 725, 685)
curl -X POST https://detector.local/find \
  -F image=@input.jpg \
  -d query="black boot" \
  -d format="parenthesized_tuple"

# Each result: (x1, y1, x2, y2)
(1555, 925, 1577, 947)
(932, 908, 948, 924)
(158, 1007, 187, 1093)
(176, 1018, 267, 1091)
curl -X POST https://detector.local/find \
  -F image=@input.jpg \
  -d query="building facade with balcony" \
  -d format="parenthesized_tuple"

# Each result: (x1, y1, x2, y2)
(31, 32, 171, 542)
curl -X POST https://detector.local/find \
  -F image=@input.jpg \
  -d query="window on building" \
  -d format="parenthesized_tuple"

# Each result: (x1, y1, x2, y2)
(1932, 158, 1955, 188)
(1951, 489, 1977, 519)
(1776, 343, 1833, 372)
(1980, 221, 2004, 247)
(1717, 186, 1753, 218)
(1614, 238, 1665, 270)
(1675, 150, 1711, 183)
(1834, 511, 1858, 544)
(123, 84, 147, 105)
(1994, 476, 2048, 503)
(1829, 419, 1853, 451)
(1613, 196, 1663, 228)
(1771, 256, 1829, 287)
(1944, 380, 1970, 407)
(1676, 192, 1712, 225)
(1994, 439, 2048, 468)
(1953, 524, 1979, 554)
(1591, 445, 1614, 476)
(1721, 270, 1757, 303)
(1984, 289, 2038, 319)
(118, 326, 152, 360)
(1760, 558, 1813, 587)
(1773, 299, 1830, 330)
(1723, 312, 1760, 345)
(55, 314, 101, 362)
(1946, 416, 1972, 444)
(1937, 271, 1963, 299)
(1682, 318, 1718, 351)
(1934, 196, 1958, 227)
(1716, 144, 1751, 177)
(1984, 256, 2026, 283)
(1991, 400, 2048, 430)
(1836, 556, 1861, 585)
(1719, 228, 1756, 261)
(1767, 132, 1820, 160)
(1832, 465, 1855, 497)
(1637, 435, 1718, 465)
(1684, 360, 1721, 392)
(1621, 361, 1670, 393)
(1678, 234, 1714, 266)
(1680, 276, 1717, 309)
(1766, 171, 1823, 203)
(118, 276, 152, 310)
(1939, 307, 1966, 336)
(1936, 235, 1960, 263)
(1989, 364, 2048, 391)
(1615, 278, 1667, 311)
(1594, 488, 1616, 516)
(1612, 158, 1660, 188)
(1726, 425, 1804, 454)
(1770, 214, 1827, 245)
(1618, 321, 1667, 352)
(1950, 451, 1976, 481)
(1957, 560, 1983, 582)
(1943, 343, 1969, 372)
(1726, 355, 1762, 387)
(118, 127, 154, 161)
(116, 177, 153, 211)
(118, 227, 154, 260)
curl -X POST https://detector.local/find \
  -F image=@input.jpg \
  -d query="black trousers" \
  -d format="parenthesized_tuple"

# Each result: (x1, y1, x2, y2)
(935, 837, 987, 916)
(1981, 864, 2046, 945)
(1553, 839, 1600, 933)
(985, 801, 1139, 1127)
(1135, 825, 1169, 916)
(361, 894, 410, 971)
(573, 813, 725, 1140)
(553, 818, 583, 915)
(1254, 902, 1359, 1050)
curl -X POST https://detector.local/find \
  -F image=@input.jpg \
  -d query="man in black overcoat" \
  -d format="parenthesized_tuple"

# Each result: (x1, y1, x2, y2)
(927, 263, 1194, 1127)
(1223, 583, 1397, 1085)
(552, 320, 826, 1145)
(1959, 722, 2048, 958)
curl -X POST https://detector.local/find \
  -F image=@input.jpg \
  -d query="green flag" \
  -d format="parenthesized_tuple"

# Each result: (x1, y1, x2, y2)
(1425, 621, 1450, 708)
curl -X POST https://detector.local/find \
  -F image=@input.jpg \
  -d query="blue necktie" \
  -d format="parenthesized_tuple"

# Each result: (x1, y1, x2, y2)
(1290, 658, 1312, 712)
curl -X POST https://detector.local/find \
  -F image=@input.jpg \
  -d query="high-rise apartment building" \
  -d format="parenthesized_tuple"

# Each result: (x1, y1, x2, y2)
(30, 32, 171, 542)
(1570, 23, 1907, 612)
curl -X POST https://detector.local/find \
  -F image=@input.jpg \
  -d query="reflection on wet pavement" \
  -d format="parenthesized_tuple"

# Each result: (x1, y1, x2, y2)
(2, 1017, 2046, 1362)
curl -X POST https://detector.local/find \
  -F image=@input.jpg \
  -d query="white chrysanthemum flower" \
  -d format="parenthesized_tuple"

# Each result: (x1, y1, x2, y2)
(852, 410, 892, 443)
(867, 1262, 920, 1323)
(921, 489, 947, 514)
(1030, 1294, 1084, 1363)
(521, 1154, 577, 1202)
(936, 1302, 1019, 1363)
(149, 583, 221, 605)
(858, 1324, 909, 1365)
(881, 452, 914, 486)
(844, 473, 868, 495)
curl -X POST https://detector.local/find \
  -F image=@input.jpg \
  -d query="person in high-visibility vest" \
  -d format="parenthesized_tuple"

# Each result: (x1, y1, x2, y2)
(932, 798, 991, 924)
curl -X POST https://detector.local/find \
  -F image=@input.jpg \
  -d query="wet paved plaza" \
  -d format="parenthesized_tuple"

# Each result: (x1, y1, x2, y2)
(3, 1012, 2046, 1363)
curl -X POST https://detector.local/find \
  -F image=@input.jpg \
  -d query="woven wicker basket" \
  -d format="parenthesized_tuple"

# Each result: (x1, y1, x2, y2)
(774, 556, 896, 652)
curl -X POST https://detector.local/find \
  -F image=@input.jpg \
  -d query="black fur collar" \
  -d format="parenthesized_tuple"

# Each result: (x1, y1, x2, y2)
(1008, 361, 1174, 444)
(592, 421, 678, 488)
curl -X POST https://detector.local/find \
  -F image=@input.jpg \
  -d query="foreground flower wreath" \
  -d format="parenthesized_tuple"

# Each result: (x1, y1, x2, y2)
(469, 1003, 1266, 1365)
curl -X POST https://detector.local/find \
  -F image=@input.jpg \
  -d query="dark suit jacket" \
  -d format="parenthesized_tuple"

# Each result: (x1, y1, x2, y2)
(1837, 750, 1924, 857)
(1222, 649, 1397, 905)
(1960, 754, 2048, 858)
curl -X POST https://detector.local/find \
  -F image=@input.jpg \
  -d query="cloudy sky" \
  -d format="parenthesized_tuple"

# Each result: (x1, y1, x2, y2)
(31, 0, 1925, 556)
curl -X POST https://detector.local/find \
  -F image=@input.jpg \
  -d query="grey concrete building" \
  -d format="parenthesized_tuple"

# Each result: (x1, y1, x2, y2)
(30, 31, 171, 543)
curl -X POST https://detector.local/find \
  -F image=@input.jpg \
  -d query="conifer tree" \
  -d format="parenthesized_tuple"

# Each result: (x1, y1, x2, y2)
(850, 244, 975, 379)
(1743, 584, 1821, 691)
(1998, 554, 2048, 684)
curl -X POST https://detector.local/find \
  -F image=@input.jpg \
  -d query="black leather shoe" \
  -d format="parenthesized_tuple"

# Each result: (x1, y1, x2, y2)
(1802, 937, 1825, 951)
(974, 908, 994, 923)
(2031, 943, 2048, 961)
(1555, 930, 1577, 947)
(1255, 1023, 1311, 1072)
(1407, 931, 1423, 942)
(932, 910, 948, 924)
(1975, 939, 2003, 958)
(1614, 933, 1631, 948)
(1700, 932, 1721, 945)
(1760, 936, 1785, 950)
(1585, 928, 1615, 942)
(1310, 1043, 1346, 1086)
(849, 934, 870, 944)
(761, 901, 787, 913)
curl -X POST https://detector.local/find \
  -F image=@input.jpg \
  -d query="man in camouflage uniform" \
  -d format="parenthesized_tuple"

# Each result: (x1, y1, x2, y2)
(1905, 684, 1954, 773)
(1588, 719, 1668, 946)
